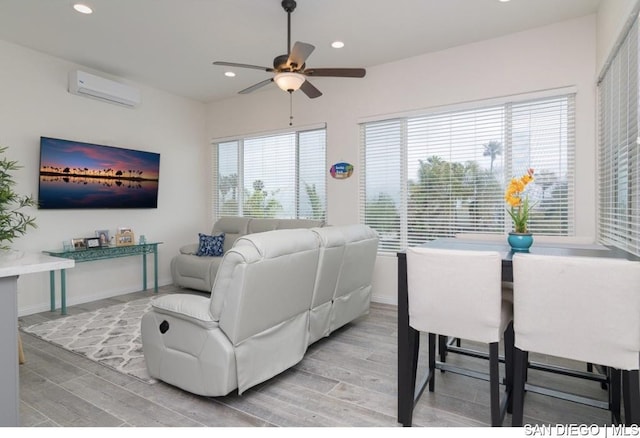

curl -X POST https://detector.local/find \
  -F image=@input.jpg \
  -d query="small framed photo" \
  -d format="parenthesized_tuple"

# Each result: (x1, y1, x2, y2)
(116, 231, 135, 247)
(95, 229, 110, 246)
(71, 238, 86, 250)
(85, 237, 101, 249)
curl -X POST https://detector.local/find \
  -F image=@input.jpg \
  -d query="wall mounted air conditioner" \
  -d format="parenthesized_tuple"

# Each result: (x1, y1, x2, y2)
(68, 70, 141, 107)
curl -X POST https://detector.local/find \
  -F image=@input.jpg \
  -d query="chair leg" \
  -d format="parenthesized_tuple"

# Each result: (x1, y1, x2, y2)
(610, 368, 621, 425)
(512, 347, 527, 426)
(623, 370, 640, 425)
(489, 342, 501, 426)
(398, 326, 420, 426)
(503, 321, 514, 414)
(18, 333, 25, 365)
(439, 335, 448, 371)
(428, 333, 436, 392)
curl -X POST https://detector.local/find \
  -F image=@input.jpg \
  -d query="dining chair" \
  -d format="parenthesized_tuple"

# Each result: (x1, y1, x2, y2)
(516, 235, 604, 381)
(454, 232, 514, 310)
(511, 253, 640, 426)
(403, 247, 513, 426)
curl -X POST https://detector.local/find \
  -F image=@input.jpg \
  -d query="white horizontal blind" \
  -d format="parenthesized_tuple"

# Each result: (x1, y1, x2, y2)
(360, 93, 576, 253)
(405, 106, 505, 247)
(511, 96, 575, 235)
(361, 120, 404, 251)
(216, 141, 240, 217)
(598, 16, 640, 255)
(213, 128, 326, 220)
(243, 133, 296, 218)
(298, 129, 327, 220)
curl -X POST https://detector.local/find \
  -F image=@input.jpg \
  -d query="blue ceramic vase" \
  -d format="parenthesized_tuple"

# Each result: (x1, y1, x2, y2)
(508, 232, 533, 252)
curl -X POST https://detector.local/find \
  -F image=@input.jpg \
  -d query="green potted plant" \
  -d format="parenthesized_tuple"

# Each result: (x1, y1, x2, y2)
(0, 146, 37, 252)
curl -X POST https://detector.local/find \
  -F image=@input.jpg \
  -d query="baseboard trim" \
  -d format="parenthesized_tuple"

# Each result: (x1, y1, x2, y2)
(18, 278, 174, 317)
(371, 293, 397, 306)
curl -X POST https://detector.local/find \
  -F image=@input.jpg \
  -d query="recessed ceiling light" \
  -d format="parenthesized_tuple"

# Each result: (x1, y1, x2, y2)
(224, 71, 236, 78)
(331, 41, 345, 49)
(73, 4, 93, 14)
(499, 0, 511, 3)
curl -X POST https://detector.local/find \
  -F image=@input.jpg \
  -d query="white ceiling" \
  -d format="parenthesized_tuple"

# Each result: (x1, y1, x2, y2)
(0, 0, 601, 103)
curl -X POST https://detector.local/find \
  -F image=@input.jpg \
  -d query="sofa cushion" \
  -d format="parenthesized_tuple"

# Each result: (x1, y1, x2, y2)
(196, 233, 225, 256)
(172, 217, 326, 293)
(212, 216, 251, 253)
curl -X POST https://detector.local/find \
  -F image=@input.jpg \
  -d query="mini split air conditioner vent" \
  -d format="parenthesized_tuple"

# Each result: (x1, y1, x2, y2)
(68, 70, 141, 107)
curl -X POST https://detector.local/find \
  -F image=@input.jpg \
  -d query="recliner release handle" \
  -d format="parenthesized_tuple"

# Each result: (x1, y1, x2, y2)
(159, 320, 169, 334)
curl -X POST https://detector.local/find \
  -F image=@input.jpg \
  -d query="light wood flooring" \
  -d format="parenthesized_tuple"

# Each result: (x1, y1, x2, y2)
(17, 285, 612, 427)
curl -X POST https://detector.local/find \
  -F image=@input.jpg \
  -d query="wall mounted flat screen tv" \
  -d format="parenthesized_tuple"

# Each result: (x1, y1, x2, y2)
(38, 137, 160, 209)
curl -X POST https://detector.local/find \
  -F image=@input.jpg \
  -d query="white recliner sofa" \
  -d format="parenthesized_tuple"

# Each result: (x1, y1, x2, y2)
(141, 224, 378, 396)
(170, 216, 325, 292)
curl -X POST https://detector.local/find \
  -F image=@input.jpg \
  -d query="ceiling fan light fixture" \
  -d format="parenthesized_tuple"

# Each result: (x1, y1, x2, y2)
(274, 72, 305, 92)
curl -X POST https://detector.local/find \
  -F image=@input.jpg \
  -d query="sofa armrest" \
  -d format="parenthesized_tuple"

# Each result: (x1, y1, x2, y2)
(151, 294, 218, 329)
(179, 243, 199, 255)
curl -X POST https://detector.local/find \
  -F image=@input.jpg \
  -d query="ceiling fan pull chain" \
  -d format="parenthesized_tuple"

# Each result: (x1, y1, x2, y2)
(289, 91, 294, 126)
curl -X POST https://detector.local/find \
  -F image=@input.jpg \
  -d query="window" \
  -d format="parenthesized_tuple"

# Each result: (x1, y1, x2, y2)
(214, 127, 326, 220)
(360, 93, 576, 252)
(598, 15, 640, 255)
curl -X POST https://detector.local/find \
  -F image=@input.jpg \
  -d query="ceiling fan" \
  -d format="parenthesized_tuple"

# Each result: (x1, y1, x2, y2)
(213, 0, 366, 99)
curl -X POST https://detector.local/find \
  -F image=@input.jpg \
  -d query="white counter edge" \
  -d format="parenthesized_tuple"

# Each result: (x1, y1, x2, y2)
(0, 253, 74, 278)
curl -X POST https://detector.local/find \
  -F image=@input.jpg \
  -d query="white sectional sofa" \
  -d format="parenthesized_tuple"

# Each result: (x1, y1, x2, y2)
(141, 224, 378, 396)
(170, 216, 325, 292)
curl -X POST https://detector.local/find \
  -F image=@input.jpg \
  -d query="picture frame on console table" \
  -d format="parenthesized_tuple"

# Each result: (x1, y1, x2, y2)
(116, 231, 135, 246)
(95, 229, 110, 247)
(71, 238, 86, 250)
(85, 237, 101, 249)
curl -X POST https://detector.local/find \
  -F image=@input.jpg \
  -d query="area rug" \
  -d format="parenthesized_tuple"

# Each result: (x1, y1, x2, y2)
(21, 296, 157, 384)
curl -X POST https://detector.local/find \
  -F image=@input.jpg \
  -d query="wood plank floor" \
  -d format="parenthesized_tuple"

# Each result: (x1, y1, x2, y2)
(17, 285, 612, 427)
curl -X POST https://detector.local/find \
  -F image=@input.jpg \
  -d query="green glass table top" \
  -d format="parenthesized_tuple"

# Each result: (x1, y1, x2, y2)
(43, 242, 162, 262)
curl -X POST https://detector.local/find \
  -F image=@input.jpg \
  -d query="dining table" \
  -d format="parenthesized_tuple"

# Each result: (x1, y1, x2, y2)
(396, 237, 640, 425)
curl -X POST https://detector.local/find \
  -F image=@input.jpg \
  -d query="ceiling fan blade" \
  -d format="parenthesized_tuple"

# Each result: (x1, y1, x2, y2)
(287, 42, 315, 69)
(239, 78, 273, 94)
(213, 61, 274, 72)
(300, 80, 322, 99)
(303, 68, 366, 78)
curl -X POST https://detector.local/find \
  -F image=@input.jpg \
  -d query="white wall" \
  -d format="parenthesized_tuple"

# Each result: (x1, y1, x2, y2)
(596, 0, 640, 74)
(207, 15, 598, 305)
(0, 40, 209, 316)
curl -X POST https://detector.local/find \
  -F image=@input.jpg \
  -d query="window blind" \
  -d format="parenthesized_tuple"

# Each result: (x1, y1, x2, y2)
(360, 93, 575, 253)
(298, 129, 327, 220)
(216, 141, 240, 217)
(598, 16, 640, 255)
(213, 128, 326, 220)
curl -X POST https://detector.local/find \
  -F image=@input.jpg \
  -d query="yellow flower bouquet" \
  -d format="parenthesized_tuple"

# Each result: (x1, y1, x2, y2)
(505, 169, 535, 233)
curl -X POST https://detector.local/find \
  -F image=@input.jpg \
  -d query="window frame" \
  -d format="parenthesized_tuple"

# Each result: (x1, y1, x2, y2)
(359, 89, 576, 253)
(212, 125, 327, 221)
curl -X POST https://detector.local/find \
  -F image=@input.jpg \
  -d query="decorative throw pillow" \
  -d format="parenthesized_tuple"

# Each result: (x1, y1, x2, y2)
(196, 233, 225, 257)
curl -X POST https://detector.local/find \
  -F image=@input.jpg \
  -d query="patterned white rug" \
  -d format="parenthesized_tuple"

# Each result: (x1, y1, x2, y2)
(22, 297, 157, 384)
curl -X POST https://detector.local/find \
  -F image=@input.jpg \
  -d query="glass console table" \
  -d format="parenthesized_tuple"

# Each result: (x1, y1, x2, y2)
(43, 242, 162, 315)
